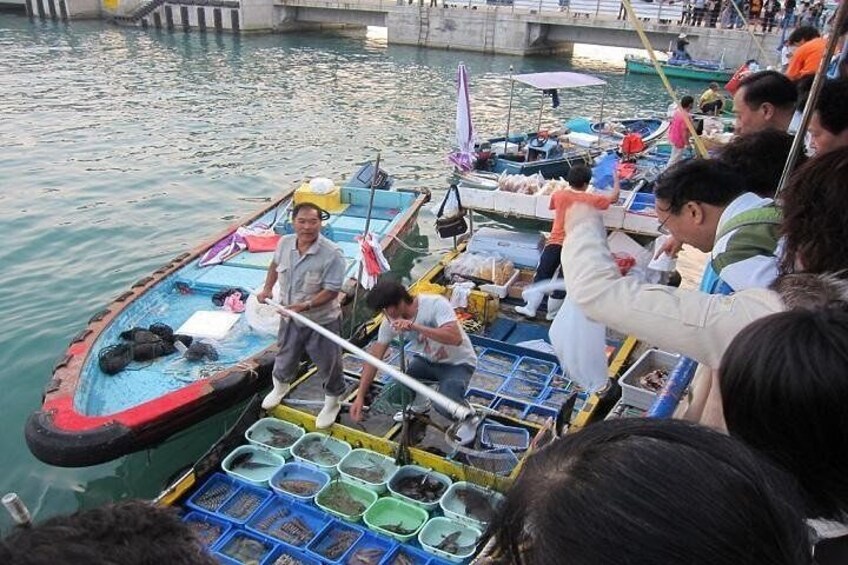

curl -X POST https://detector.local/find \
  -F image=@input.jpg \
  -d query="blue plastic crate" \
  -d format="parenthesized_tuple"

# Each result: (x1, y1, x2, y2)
(510, 368, 552, 386)
(213, 529, 278, 565)
(181, 511, 232, 548)
(514, 357, 556, 379)
(540, 387, 574, 410)
(547, 369, 574, 392)
(464, 447, 520, 477)
(343, 532, 396, 565)
(464, 387, 496, 408)
(217, 482, 273, 525)
(628, 192, 657, 215)
(270, 462, 330, 502)
(480, 422, 530, 451)
(524, 404, 558, 426)
(307, 520, 364, 564)
(382, 545, 432, 565)
(498, 377, 546, 402)
(469, 369, 507, 393)
(492, 397, 528, 420)
(261, 542, 321, 565)
(247, 497, 329, 549)
(478, 350, 519, 374)
(186, 473, 241, 515)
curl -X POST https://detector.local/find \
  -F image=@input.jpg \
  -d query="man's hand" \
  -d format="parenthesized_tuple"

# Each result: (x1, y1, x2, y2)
(655, 236, 683, 259)
(350, 397, 366, 422)
(256, 288, 273, 304)
(285, 302, 309, 314)
(390, 318, 415, 332)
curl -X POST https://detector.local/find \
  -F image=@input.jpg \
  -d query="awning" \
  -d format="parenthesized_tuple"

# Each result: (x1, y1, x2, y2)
(512, 72, 606, 90)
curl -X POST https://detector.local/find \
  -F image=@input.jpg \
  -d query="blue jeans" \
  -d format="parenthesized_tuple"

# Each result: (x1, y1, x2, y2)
(403, 356, 473, 419)
(535, 244, 566, 299)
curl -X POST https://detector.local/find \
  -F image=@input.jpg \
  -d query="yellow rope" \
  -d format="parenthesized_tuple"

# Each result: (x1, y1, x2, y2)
(620, 0, 709, 158)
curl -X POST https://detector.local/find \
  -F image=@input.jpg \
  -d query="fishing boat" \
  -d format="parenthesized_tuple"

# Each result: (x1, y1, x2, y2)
(25, 167, 429, 468)
(587, 118, 669, 145)
(152, 239, 638, 565)
(625, 55, 734, 83)
(470, 72, 611, 179)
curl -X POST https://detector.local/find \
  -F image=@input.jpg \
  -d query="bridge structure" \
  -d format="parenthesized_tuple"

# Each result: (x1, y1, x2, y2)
(7, 0, 782, 67)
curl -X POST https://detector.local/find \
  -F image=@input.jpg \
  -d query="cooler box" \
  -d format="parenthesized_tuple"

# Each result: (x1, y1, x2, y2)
(468, 228, 544, 269)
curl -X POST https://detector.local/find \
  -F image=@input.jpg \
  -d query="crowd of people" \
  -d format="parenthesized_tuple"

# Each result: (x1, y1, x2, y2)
(679, 0, 831, 31)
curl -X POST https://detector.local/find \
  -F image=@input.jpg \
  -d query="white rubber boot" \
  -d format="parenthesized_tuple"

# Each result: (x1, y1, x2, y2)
(316, 395, 342, 429)
(545, 297, 565, 321)
(515, 288, 544, 318)
(261, 380, 291, 410)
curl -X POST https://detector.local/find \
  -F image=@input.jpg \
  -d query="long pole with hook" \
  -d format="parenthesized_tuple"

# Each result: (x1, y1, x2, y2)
(775, 3, 848, 197)
(504, 65, 515, 155)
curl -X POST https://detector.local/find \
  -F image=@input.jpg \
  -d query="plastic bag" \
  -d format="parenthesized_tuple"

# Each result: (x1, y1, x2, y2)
(309, 177, 335, 194)
(446, 253, 515, 285)
(244, 286, 281, 336)
(549, 297, 609, 393)
(438, 185, 461, 219)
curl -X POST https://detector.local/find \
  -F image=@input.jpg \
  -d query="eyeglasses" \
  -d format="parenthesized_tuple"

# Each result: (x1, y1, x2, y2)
(657, 214, 671, 235)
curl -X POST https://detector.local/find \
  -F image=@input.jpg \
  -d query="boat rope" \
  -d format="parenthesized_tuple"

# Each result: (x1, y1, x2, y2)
(384, 233, 454, 255)
(620, 0, 709, 158)
(775, 2, 848, 196)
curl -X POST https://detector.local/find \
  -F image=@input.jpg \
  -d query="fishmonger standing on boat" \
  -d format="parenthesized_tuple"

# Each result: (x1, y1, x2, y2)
(349, 279, 476, 424)
(257, 202, 348, 429)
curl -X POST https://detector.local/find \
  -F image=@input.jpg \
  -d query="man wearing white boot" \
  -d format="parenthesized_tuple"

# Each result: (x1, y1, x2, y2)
(515, 164, 619, 320)
(256, 202, 347, 429)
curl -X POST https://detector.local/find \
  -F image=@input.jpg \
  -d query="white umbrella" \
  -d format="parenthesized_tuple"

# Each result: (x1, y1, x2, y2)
(448, 62, 476, 172)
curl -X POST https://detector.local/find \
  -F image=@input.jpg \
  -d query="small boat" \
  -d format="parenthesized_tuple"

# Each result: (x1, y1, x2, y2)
(25, 169, 428, 468)
(625, 54, 734, 83)
(587, 118, 670, 145)
(153, 239, 638, 564)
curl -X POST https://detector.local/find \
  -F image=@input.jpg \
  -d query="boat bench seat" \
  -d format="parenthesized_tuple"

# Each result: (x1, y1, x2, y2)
(175, 264, 267, 293)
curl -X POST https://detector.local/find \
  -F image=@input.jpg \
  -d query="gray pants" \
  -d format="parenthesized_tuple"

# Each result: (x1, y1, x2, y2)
(401, 356, 473, 419)
(272, 317, 346, 397)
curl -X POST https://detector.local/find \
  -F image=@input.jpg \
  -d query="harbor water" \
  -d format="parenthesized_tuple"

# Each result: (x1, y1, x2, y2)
(0, 14, 710, 526)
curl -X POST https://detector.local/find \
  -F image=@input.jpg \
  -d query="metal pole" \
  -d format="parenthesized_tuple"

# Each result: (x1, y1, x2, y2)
(504, 65, 515, 154)
(775, 1, 847, 197)
(597, 83, 607, 146)
(537, 90, 545, 131)
(348, 152, 382, 337)
(266, 302, 475, 421)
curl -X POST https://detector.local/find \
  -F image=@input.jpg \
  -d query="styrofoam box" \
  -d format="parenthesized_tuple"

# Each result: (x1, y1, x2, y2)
(598, 189, 633, 231)
(493, 191, 537, 217)
(534, 193, 554, 220)
(176, 310, 241, 340)
(622, 213, 660, 235)
(619, 349, 681, 410)
(479, 269, 520, 299)
(458, 185, 496, 212)
(607, 230, 646, 259)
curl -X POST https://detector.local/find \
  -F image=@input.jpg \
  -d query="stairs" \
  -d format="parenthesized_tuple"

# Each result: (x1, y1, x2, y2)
(483, 10, 495, 52)
(417, 4, 429, 45)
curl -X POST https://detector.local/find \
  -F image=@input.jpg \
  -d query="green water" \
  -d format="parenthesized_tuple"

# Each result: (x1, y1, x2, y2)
(0, 15, 707, 528)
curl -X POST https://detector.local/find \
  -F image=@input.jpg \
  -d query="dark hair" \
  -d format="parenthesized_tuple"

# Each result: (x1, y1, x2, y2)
(738, 71, 798, 111)
(292, 202, 326, 219)
(780, 148, 848, 275)
(566, 164, 592, 188)
(814, 78, 848, 135)
(720, 309, 848, 520)
(788, 25, 821, 44)
(794, 74, 815, 112)
(653, 158, 746, 213)
(484, 419, 812, 565)
(680, 95, 694, 109)
(0, 500, 216, 565)
(716, 130, 805, 197)
(365, 278, 413, 311)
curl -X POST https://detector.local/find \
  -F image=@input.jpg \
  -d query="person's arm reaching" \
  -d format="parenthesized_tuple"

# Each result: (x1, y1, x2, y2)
(256, 261, 279, 304)
(349, 341, 390, 422)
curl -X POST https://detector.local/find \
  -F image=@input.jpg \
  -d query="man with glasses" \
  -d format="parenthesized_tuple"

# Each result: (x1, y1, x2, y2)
(653, 159, 782, 295)
(257, 202, 347, 428)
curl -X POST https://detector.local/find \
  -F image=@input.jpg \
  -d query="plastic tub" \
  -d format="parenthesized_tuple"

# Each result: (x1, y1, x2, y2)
(478, 350, 518, 375)
(464, 387, 496, 408)
(540, 387, 573, 410)
(468, 369, 507, 393)
(337, 449, 399, 494)
(480, 422, 530, 451)
(440, 481, 506, 529)
(619, 349, 680, 410)
(186, 473, 240, 514)
(465, 447, 519, 477)
(246, 418, 305, 458)
(261, 543, 321, 565)
(247, 497, 329, 549)
(291, 433, 351, 476)
(315, 480, 378, 523)
(510, 368, 552, 386)
(524, 404, 558, 426)
(491, 397, 528, 420)
(362, 496, 429, 543)
(217, 482, 273, 525)
(498, 377, 546, 402)
(270, 462, 330, 502)
(547, 370, 573, 391)
(418, 516, 482, 564)
(514, 356, 556, 378)
(382, 545, 432, 565)
(223, 445, 286, 486)
(181, 511, 232, 548)
(213, 529, 278, 565)
(342, 533, 396, 565)
(387, 465, 452, 512)
(306, 520, 363, 564)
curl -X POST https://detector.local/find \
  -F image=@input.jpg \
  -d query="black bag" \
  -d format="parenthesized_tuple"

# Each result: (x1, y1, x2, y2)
(435, 184, 468, 239)
(98, 344, 134, 375)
